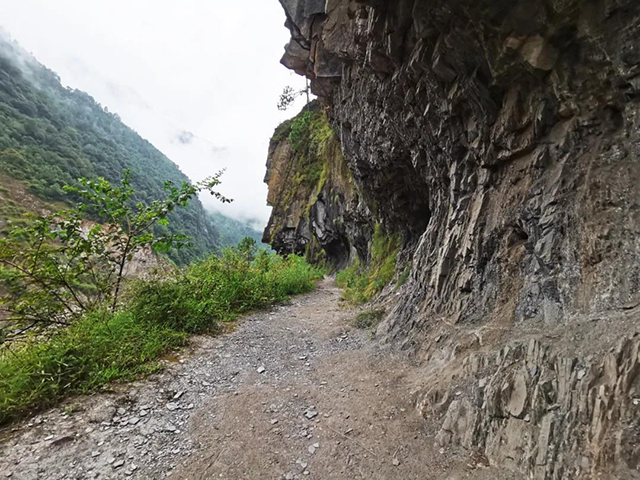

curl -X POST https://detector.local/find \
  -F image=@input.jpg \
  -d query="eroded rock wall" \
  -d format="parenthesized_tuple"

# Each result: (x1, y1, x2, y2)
(263, 101, 371, 268)
(271, 0, 640, 477)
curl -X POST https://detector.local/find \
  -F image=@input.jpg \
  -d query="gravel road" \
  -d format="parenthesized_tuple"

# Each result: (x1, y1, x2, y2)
(0, 278, 514, 480)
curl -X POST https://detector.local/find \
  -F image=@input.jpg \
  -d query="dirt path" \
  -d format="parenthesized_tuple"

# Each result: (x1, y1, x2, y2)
(0, 279, 513, 480)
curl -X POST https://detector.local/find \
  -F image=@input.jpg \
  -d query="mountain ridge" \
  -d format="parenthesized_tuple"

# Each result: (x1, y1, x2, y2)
(0, 31, 257, 263)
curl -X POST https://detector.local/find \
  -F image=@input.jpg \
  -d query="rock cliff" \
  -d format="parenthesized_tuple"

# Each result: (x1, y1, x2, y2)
(266, 0, 640, 477)
(264, 101, 371, 269)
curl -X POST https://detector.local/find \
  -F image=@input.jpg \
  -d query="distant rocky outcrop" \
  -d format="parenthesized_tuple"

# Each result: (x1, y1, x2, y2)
(264, 101, 370, 269)
(266, 0, 640, 477)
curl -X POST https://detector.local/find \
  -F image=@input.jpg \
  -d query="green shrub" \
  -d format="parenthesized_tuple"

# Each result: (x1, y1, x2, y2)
(0, 310, 186, 424)
(289, 111, 313, 151)
(335, 259, 370, 304)
(0, 247, 323, 425)
(126, 279, 218, 334)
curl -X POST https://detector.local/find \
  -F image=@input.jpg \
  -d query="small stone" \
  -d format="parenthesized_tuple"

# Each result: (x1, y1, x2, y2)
(140, 410, 148, 417)
(166, 403, 179, 411)
(303, 471, 310, 476)
(304, 410, 318, 419)
(257, 366, 266, 374)
(577, 369, 587, 380)
(308, 445, 316, 455)
(173, 391, 184, 400)
(106, 457, 116, 465)
(5, 472, 13, 478)
(91, 451, 101, 458)
(117, 408, 126, 415)
(165, 424, 177, 432)
(270, 419, 279, 425)
(113, 459, 125, 469)
(129, 417, 140, 425)
(392, 458, 400, 466)
(285, 473, 294, 480)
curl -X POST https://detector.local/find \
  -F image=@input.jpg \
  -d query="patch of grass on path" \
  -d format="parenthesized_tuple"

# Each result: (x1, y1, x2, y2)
(0, 250, 323, 425)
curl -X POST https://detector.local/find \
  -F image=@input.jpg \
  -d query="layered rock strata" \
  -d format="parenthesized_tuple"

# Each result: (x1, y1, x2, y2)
(267, 0, 640, 477)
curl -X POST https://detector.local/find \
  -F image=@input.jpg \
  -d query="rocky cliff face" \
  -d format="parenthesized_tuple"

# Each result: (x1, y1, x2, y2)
(268, 0, 640, 477)
(264, 101, 371, 269)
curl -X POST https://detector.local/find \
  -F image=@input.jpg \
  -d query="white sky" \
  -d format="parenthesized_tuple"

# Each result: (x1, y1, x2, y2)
(0, 0, 308, 230)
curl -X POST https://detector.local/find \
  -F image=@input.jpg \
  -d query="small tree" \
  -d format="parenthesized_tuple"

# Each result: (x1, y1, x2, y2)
(236, 237, 258, 262)
(277, 79, 311, 111)
(0, 169, 230, 341)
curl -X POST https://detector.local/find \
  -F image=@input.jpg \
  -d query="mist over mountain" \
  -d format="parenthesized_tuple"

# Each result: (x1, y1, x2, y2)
(0, 1, 310, 229)
(0, 31, 257, 263)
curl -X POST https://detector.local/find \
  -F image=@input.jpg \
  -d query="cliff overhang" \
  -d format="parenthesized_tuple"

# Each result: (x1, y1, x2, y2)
(267, 1, 640, 477)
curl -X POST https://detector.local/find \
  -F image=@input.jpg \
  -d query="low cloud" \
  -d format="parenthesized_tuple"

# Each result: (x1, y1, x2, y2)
(0, 0, 310, 229)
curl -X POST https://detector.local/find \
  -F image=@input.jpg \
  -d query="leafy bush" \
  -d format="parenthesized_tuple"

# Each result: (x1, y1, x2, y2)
(289, 111, 313, 151)
(0, 170, 227, 340)
(336, 225, 399, 304)
(128, 248, 324, 328)
(0, 309, 186, 424)
(0, 245, 323, 424)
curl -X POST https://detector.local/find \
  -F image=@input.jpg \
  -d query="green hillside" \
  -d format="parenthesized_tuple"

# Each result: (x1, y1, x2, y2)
(207, 211, 265, 248)
(0, 34, 223, 264)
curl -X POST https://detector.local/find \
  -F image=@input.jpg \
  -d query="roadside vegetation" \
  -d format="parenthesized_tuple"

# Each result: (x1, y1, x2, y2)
(336, 225, 400, 304)
(0, 174, 323, 425)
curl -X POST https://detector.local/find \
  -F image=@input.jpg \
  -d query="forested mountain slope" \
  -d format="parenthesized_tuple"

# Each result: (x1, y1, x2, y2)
(207, 211, 264, 248)
(0, 32, 252, 263)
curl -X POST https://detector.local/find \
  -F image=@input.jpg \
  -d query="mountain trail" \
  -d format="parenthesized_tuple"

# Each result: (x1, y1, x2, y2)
(0, 278, 514, 480)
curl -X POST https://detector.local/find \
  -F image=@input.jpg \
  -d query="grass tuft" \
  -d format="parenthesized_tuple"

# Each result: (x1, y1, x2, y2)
(352, 308, 386, 329)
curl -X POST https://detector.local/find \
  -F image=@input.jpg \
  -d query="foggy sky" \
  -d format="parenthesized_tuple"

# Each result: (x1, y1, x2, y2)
(0, 1, 308, 230)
